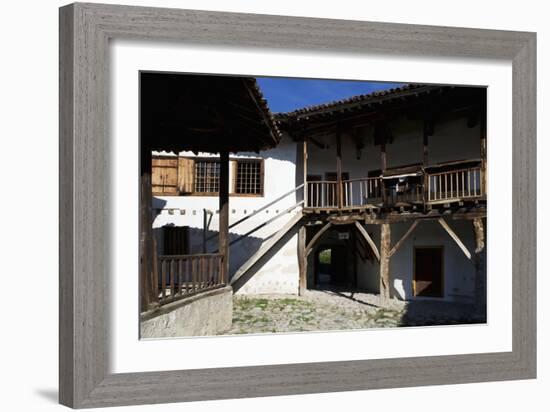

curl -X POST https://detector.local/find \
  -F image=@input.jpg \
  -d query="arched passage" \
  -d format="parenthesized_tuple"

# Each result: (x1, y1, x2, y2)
(314, 245, 350, 288)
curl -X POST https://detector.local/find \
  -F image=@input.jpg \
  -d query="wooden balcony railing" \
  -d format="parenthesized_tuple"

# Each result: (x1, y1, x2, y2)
(304, 166, 485, 210)
(387, 182, 424, 205)
(341, 177, 383, 208)
(156, 253, 224, 306)
(306, 180, 339, 208)
(427, 167, 484, 204)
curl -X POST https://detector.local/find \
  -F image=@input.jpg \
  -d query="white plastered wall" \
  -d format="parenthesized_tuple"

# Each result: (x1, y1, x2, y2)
(356, 219, 479, 302)
(152, 135, 301, 294)
(152, 106, 483, 297)
(306, 111, 481, 180)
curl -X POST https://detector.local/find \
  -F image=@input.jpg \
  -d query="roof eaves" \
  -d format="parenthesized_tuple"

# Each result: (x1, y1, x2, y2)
(275, 84, 444, 122)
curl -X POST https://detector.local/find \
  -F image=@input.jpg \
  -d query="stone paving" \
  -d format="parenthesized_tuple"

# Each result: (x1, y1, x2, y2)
(223, 289, 485, 335)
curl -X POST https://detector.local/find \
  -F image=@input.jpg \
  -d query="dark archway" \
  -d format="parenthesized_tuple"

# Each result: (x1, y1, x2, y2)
(313, 244, 352, 288)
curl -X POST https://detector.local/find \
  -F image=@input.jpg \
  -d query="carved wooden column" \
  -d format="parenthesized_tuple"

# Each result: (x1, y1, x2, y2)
(303, 139, 308, 207)
(379, 223, 391, 305)
(380, 140, 388, 207)
(336, 130, 343, 209)
(473, 217, 486, 318)
(219, 150, 230, 283)
(139, 142, 155, 311)
(480, 108, 487, 196)
(423, 119, 430, 167)
(298, 225, 307, 296)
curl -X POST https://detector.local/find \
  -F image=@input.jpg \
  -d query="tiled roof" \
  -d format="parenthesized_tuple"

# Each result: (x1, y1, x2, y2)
(244, 77, 282, 139)
(275, 84, 443, 121)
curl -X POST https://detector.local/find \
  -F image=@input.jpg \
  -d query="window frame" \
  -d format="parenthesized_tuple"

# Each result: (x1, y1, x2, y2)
(192, 157, 221, 196)
(233, 158, 265, 197)
(185, 156, 265, 197)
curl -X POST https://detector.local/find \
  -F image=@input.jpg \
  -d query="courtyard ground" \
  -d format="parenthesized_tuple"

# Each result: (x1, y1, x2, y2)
(223, 289, 485, 335)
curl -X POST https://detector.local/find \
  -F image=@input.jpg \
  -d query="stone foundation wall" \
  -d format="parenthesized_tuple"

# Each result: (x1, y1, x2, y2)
(140, 286, 233, 338)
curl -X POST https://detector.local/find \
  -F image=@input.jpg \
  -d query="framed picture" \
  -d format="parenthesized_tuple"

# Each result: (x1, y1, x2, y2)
(59, 2, 536, 408)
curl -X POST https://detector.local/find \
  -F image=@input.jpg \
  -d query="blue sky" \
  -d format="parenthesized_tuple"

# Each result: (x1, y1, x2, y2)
(256, 77, 403, 113)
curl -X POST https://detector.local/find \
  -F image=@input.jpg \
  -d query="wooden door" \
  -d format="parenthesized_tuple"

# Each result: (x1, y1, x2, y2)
(414, 247, 443, 297)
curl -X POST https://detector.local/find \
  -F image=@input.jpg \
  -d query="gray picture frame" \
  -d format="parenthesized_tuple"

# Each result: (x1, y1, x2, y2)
(59, 2, 536, 408)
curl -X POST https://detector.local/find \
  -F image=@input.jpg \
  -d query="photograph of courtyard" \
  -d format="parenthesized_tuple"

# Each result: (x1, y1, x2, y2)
(138, 73, 487, 338)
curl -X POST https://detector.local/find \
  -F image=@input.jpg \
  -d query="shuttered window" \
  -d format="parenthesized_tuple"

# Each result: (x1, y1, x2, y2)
(151, 155, 263, 196)
(177, 157, 194, 194)
(152, 156, 179, 195)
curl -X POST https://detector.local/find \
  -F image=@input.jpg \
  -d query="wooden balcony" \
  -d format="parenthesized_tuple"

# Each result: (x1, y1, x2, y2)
(304, 164, 485, 212)
(155, 253, 225, 307)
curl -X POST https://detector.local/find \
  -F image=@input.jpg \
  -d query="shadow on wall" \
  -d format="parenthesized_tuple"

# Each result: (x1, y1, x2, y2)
(230, 223, 299, 292)
(152, 197, 168, 209)
(188, 226, 266, 276)
(152, 195, 291, 289)
(152, 222, 288, 291)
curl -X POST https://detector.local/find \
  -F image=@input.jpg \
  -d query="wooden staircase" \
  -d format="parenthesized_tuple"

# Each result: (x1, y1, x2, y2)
(230, 212, 303, 291)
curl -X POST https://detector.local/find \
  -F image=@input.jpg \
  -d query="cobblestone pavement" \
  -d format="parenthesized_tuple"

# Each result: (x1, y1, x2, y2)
(223, 289, 485, 335)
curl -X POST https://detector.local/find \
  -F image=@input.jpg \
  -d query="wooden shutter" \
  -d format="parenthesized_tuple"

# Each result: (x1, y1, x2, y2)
(152, 156, 178, 195)
(230, 160, 238, 193)
(177, 157, 195, 194)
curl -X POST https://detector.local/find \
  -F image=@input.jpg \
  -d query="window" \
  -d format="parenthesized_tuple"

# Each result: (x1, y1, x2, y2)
(151, 156, 179, 195)
(194, 159, 220, 193)
(152, 155, 264, 196)
(235, 159, 263, 195)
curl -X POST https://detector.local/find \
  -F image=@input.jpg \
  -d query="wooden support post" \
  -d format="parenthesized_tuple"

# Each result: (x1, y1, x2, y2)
(298, 225, 307, 296)
(202, 209, 208, 253)
(352, 229, 358, 288)
(219, 150, 230, 283)
(379, 223, 391, 305)
(139, 142, 155, 311)
(303, 139, 308, 207)
(473, 217, 486, 318)
(423, 120, 430, 167)
(336, 130, 343, 209)
(422, 120, 430, 206)
(480, 109, 487, 196)
(380, 141, 387, 207)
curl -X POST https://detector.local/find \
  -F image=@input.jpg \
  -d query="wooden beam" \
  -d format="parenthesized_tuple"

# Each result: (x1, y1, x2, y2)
(352, 229, 358, 288)
(389, 220, 420, 257)
(308, 137, 326, 149)
(380, 141, 387, 206)
(473, 217, 486, 316)
(354, 221, 380, 262)
(336, 130, 343, 208)
(423, 120, 430, 166)
(480, 102, 487, 196)
(139, 144, 156, 311)
(219, 150, 230, 283)
(437, 218, 472, 260)
(305, 221, 332, 257)
(298, 225, 307, 296)
(379, 223, 391, 304)
(303, 140, 308, 207)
